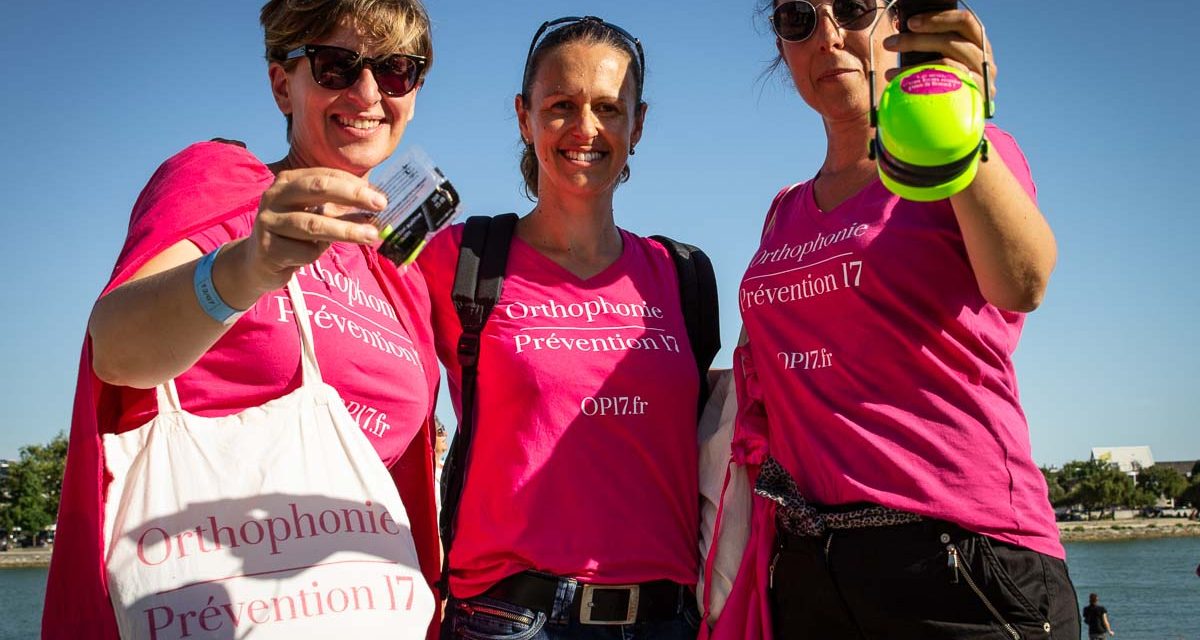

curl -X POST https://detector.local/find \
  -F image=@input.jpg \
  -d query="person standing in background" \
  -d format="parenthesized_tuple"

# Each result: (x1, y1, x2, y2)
(434, 418, 449, 513)
(1082, 593, 1115, 639)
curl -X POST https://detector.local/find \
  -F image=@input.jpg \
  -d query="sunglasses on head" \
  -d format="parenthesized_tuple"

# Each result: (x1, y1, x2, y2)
(284, 44, 426, 97)
(770, 0, 883, 43)
(523, 16, 646, 98)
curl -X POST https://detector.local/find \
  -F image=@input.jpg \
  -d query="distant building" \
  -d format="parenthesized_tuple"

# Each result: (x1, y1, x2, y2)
(1091, 446, 1155, 479)
(1158, 459, 1199, 479)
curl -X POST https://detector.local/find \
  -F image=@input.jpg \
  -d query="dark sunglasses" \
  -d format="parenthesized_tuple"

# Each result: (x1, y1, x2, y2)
(770, 0, 883, 42)
(523, 16, 646, 98)
(284, 44, 426, 97)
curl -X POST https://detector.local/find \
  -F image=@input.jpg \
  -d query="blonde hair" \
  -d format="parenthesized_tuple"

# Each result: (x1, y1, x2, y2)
(261, 0, 433, 69)
(260, 0, 433, 137)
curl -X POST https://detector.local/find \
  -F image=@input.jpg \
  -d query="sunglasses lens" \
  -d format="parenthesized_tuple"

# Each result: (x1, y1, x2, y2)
(307, 47, 421, 97)
(375, 56, 421, 97)
(310, 47, 359, 90)
(773, 2, 817, 42)
(833, 0, 878, 30)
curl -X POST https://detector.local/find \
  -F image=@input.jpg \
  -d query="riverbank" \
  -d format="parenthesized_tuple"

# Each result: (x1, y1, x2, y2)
(0, 548, 51, 568)
(0, 520, 1192, 567)
(1058, 517, 1200, 542)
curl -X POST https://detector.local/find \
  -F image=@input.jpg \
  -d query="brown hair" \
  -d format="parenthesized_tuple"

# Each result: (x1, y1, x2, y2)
(518, 18, 646, 201)
(260, 0, 434, 135)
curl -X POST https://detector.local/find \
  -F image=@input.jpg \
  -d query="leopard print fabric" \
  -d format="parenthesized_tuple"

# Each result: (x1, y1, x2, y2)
(754, 456, 922, 537)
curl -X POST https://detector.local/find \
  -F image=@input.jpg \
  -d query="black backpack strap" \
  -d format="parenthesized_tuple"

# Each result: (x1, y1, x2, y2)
(438, 212, 518, 597)
(651, 235, 721, 415)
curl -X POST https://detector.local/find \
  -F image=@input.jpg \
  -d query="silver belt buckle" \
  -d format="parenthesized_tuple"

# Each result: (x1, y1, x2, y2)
(579, 584, 640, 625)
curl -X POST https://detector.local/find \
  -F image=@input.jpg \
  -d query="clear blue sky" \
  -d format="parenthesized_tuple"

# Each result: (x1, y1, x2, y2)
(1, 1, 1196, 467)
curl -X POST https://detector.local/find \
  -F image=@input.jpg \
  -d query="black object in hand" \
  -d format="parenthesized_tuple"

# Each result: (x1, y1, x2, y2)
(897, 0, 957, 67)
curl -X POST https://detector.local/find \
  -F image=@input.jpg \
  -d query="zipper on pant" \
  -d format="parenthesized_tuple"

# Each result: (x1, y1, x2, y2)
(947, 544, 960, 584)
(769, 551, 781, 589)
(946, 544, 1022, 640)
(461, 602, 535, 626)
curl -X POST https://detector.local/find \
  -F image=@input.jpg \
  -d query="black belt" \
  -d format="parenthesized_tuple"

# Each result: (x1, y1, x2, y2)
(483, 570, 686, 625)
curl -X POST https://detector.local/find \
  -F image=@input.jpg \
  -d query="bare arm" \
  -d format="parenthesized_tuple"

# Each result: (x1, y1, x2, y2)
(89, 168, 386, 388)
(1102, 612, 1114, 634)
(949, 146, 1056, 312)
(889, 10, 1057, 312)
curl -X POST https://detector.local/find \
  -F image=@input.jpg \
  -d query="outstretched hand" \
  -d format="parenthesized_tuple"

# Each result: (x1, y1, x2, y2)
(247, 167, 387, 291)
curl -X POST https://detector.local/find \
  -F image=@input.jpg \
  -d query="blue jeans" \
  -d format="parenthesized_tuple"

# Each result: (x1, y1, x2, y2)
(446, 583, 701, 640)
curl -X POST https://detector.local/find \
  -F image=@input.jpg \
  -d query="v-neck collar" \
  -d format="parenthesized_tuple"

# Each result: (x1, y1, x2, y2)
(805, 174, 884, 223)
(510, 228, 631, 286)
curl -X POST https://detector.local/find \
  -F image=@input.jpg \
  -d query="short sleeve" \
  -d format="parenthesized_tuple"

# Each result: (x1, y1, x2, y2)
(104, 141, 273, 295)
(984, 124, 1038, 205)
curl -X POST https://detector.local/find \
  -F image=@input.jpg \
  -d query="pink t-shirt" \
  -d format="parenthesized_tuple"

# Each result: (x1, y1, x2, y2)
(103, 149, 432, 468)
(47, 141, 443, 639)
(420, 224, 701, 598)
(738, 126, 1063, 559)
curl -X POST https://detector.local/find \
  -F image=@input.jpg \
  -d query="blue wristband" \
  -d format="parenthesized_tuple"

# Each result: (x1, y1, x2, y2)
(193, 245, 245, 325)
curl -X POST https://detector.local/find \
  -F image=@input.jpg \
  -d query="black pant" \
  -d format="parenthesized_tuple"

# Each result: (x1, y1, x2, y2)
(770, 519, 1080, 639)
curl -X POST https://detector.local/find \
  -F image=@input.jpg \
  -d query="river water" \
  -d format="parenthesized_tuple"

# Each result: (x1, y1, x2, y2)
(1064, 537, 1199, 640)
(3, 538, 1198, 639)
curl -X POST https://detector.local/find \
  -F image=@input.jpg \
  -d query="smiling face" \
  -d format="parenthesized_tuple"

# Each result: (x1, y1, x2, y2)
(516, 42, 645, 201)
(268, 20, 418, 177)
(775, 0, 895, 124)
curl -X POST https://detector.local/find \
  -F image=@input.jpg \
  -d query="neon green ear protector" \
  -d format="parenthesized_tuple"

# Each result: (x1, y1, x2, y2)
(867, 0, 993, 202)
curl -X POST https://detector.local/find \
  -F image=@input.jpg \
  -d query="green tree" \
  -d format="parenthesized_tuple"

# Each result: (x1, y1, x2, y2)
(1057, 459, 1108, 503)
(0, 433, 68, 537)
(1040, 466, 1066, 505)
(1191, 460, 1200, 480)
(1129, 488, 1158, 509)
(1063, 459, 1135, 517)
(1136, 464, 1189, 504)
(1179, 480, 1200, 510)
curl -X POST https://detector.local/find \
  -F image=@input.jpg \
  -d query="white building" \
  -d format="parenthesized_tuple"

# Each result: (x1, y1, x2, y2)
(1091, 446, 1155, 479)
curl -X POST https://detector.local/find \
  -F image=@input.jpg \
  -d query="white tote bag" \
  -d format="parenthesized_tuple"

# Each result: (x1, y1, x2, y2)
(102, 278, 434, 640)
(696, 369, 751, 623)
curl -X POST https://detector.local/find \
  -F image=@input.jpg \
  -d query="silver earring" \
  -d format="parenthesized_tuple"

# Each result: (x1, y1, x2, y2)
(629, 146, 636, 156)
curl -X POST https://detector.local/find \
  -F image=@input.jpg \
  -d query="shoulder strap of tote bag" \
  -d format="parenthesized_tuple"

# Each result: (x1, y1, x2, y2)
(155, 276, 322, 414)
(650, 235, 721, 416)
(438, 213, 518, 596)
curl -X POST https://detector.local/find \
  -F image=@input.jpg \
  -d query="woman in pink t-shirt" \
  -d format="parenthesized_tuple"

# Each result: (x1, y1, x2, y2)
(732, 2, 1080, 638)
(44, 2, 444, 637)
(421, 16, 707, 640)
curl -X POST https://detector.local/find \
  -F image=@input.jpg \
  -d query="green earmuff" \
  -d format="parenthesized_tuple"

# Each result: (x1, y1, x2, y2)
(867, 0, 993, 202)
(872, 65, 988, 202)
